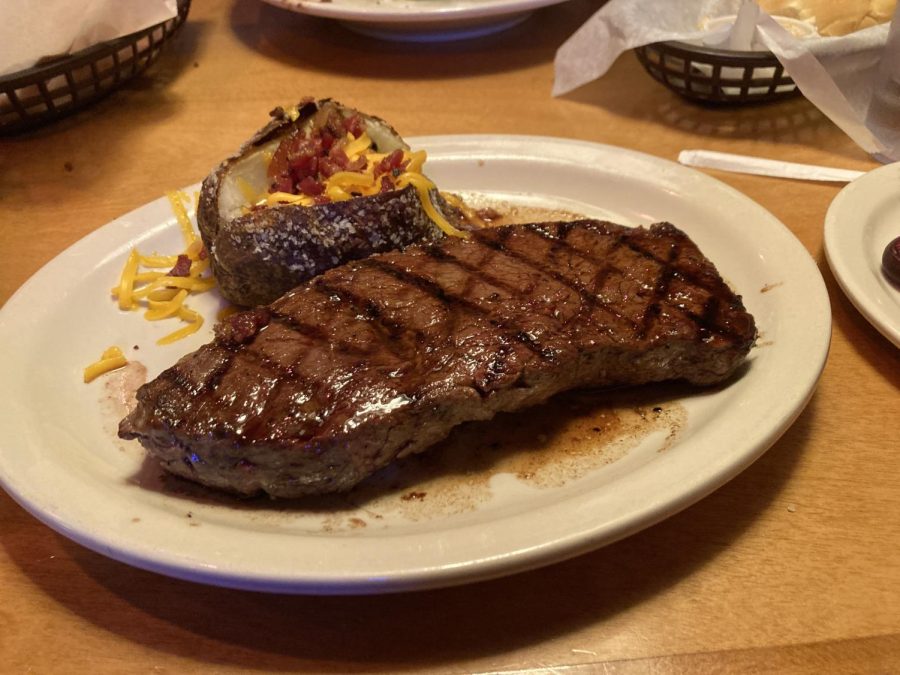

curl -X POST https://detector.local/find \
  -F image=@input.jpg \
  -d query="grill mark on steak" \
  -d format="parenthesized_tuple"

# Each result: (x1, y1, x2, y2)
(257, 292, 425, 441)
(420, 240, 532, 393)
(170, 307, 369, 442)
(155, 349, 240, 432)
(547, 221, 753, 344)
(360, 256, 557, 361)
(235, 309, 360, 440)
(697, 297, 721, 342)
(267, 307, 384, 364)
(267, 308, 329, 344)
(174, 352, 235, 398)
(421, 243, 569, 328)
(309, 278, 425, 362)
(475, 225, 638, 335)
(619, 235, 715, 290)
(216, 347, 317, 442)
(637, 240, 680, 341)
(416, 241, 594, 370)
(529, 222, 630, 296)
(517, 223, 632, 298)
(425, 237, 584, 314)
(268, 306, 399, 360)
(660, 269, 755, 343)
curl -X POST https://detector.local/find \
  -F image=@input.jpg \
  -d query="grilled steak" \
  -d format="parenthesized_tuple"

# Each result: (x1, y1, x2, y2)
(119, 220, 757, 498)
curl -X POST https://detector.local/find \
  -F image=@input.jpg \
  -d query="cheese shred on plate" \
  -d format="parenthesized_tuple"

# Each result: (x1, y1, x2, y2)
(108, 191, 216, 346)
(86, 191, 220, 383)
(83, 346, 127, 383)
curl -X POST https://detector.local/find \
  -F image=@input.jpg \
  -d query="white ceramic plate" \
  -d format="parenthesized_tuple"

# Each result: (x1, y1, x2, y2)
(824, 162, 900, 348)
(0, 135, 830, 595)
(262, 0, 571, 42)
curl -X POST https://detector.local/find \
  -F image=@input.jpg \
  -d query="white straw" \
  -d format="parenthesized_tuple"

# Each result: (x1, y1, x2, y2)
(678, 149, 865, 183)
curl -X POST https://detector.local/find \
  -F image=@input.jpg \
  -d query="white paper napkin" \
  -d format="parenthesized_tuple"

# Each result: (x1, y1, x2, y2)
(553, 0, 900, 162)
(0, 0, 178, 77)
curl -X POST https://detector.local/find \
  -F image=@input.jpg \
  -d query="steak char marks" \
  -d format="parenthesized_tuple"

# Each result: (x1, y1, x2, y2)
(119, 220, 757, 497)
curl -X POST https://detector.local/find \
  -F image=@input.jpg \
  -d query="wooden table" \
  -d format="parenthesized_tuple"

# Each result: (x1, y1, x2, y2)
(2, 0, 899, 671)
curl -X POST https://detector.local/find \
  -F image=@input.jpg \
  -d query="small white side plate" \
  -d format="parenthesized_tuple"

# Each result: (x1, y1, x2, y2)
(824, 162, 900, 348)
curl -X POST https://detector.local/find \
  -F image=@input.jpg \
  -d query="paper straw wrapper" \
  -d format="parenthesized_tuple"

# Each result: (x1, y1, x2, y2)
(678, 149, 865, 183)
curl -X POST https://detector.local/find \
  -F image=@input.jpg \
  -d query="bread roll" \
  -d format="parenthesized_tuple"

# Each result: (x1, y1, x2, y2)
(759, 0, 895, 36)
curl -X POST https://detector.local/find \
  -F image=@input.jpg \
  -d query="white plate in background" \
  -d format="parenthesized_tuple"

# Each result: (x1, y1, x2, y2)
(262, 0, 571, 41)
(0, 136, 830, 594)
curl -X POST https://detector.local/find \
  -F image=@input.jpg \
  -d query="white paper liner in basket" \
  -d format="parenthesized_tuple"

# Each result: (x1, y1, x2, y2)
(554, 0, 900, 162)
(0, 0, 177, 77)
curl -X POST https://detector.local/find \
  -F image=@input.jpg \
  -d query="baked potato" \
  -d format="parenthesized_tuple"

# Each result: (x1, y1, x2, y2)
(197, 98, 465, 307)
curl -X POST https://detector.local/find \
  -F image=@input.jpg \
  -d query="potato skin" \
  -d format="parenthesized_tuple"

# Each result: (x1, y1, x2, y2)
(204, 185, 443, 307)
(197, 99, 445, 307)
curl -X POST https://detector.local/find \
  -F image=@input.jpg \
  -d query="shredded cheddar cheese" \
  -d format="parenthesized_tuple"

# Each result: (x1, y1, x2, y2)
(266, 191, 314, 208)
(394, 172, 468, 239)
(84, 346, 127, 383)
(138, 254, 179, 268)
(107, 191, 217, 348)
(440, 192, 490, 229)
(167, 189, 196, 245)
(158, 306, 204, 345)
(343, 131, 372, 160)
(116, 249, 140, 311)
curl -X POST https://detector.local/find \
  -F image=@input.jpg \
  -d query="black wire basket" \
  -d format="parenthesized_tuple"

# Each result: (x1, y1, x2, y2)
(635, 40, 799, 105)
(0, 0, 190, 134)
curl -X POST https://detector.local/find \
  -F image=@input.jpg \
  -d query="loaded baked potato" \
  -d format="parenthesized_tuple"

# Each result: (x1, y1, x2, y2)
(197, 98, 466, 307)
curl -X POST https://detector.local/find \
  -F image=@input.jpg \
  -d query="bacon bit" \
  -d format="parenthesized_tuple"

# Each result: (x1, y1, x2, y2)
(328, 145, 350, 164)
(271, 175, 294, 193)
(288, 152, 318, 180)
(267, 130, 300, 182)
(167, 254, 192, 277)
(376, 149, 407, 176)
(269, 133, 323, 192)
(346, 155, 367, 172)
(341, 113, 364, 138)
(318, 157, 341, 178)
(215, 308, 271, 346)
(298, 176, 324, 196)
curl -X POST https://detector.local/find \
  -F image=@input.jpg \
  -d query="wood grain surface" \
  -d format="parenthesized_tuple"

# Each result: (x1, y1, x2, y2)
(1, 0, 898, 672)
